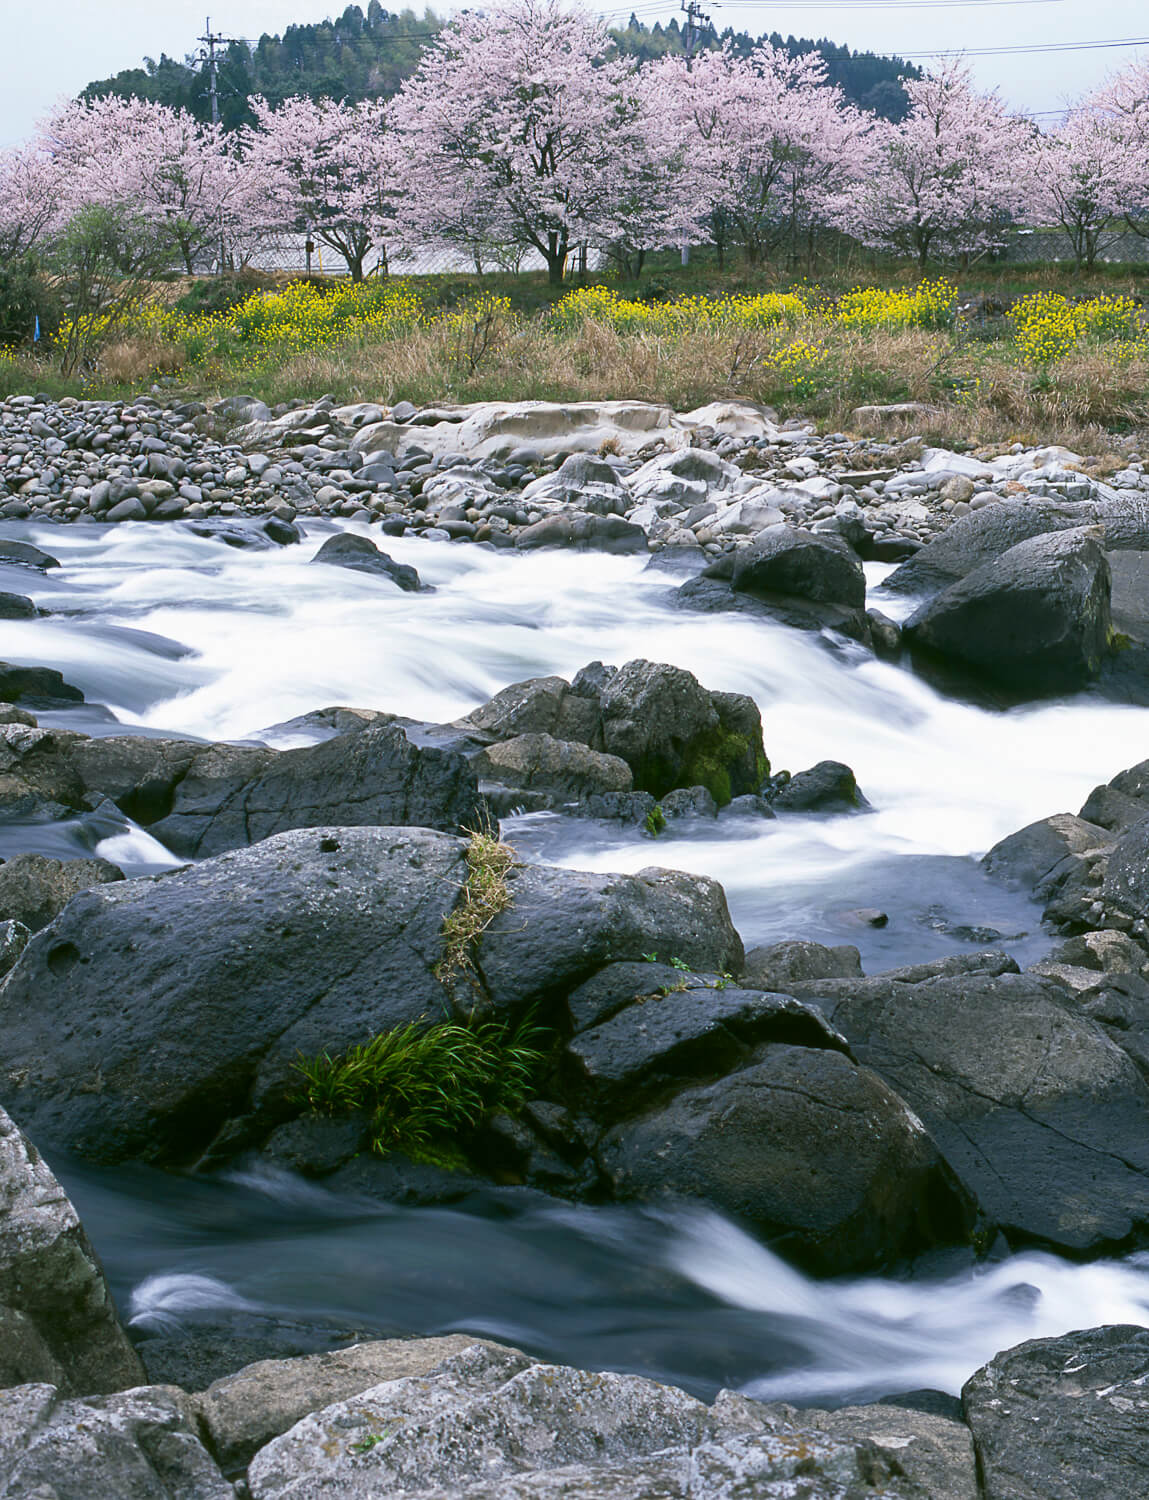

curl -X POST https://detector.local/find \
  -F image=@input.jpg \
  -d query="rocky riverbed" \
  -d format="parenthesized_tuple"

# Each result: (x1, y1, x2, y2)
(3, 394, 1149, 1493)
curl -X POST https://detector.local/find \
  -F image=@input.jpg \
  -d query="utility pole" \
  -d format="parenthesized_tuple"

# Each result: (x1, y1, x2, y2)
(680, 2, 711, 266)
(196, 18, 242, 270)
(197, 16, 241, 127)
(681, 0, 711, 72)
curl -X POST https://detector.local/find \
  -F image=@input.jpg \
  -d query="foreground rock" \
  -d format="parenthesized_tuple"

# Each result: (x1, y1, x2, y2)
(243, 1341, 937, 1500)
(0, 1105, 144, 1394)
(0, 826, 741, 1167)
(962, 1326, 1149, 1499)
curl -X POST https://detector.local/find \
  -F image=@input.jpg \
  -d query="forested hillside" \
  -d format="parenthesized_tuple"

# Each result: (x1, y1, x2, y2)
(80, 4, 918, 128)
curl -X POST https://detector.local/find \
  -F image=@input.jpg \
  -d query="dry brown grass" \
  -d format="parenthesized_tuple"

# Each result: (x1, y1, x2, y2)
(98, 336, 185, 384)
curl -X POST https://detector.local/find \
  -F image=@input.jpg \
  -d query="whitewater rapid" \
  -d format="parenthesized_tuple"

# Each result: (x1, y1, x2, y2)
(8, 515, 1149, 1403)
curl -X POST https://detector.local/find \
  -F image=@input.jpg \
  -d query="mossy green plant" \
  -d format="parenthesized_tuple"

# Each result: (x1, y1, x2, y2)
(643, 804, 667, 836)
(293, 1011, 548, 1159)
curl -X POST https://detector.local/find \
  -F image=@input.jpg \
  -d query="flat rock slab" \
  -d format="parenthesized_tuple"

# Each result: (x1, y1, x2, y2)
(962, 1325, 1149, 1499)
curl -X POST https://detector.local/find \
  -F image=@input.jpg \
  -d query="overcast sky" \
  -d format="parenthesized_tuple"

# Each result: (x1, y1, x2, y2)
(3, 0, 1146, 146)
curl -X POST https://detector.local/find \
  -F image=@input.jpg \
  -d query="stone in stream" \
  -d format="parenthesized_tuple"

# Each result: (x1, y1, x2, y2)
(883, 500, 1086, 596)
(472, 733, 632, 800)
(814, 968, 1149, 1254)
(0, 592, 36, 619)
(730, 524, 866, 610)
(145, 723, 484, 858)
(514, 511, 648, 553)
(962, 1326, 1149, 1500)
(0, 852, 124, 933)
(741, 939, 863, 992)
(768, 760, 867, 812)
(310, 531, 422, 590)
(598, 1045, 971, 1275)
(0, 1105, 145, 1394)
(0, 662, 83, 705)
(0, 826, 741, 1166)
(903, 528, 1112, 695)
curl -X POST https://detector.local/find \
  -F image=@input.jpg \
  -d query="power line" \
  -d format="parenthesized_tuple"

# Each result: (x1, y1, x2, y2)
(916, 34, 1149, 57)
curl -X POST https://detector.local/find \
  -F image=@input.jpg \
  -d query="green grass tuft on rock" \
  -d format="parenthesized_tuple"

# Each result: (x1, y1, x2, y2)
(293, 1011, 547, 1159)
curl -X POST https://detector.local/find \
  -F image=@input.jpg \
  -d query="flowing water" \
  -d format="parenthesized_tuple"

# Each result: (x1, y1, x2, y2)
(8, 516, 1149, 1403)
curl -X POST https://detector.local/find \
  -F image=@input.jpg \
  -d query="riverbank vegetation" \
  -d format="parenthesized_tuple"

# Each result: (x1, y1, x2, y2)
(4, 263, 1146, 452)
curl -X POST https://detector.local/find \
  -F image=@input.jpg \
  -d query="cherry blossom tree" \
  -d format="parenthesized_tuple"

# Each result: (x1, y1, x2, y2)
(1029, 108, 1135, 270)
(833, 62, 1032, 268)
(241, 96, 391, 281)
(42, 97, 241, 272)
(1091, 59, 1149, 241)
(386, 0, 653, 285)
(646, 44, 870, 268)
(0, 144, 61, 260)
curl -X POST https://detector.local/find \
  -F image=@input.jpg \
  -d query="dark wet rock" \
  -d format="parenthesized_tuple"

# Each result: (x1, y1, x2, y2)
(884, 501, 1084, 596)
(473, 734, 631, 800)
(730, 525, 866, 609)
(565, 961, 721, 1033)
(260, 1115, 367, 1178)
(0, 540, 59, 570)
(673, 574, 871, 642)
(0, 1382, 231, 1496)
(962, 1325, 1149, 1500)
(660, 784, 718, 818)
(769, 760, 867, 812)
(0, 662, 83, 705)
(599, 660, 767, 805)
(68, 735, 203, 824)
(0, 592, 36, 619)
(983, 813, 1112, 891)
(599, 1045, 969, 1274)
(515, 511, 647, 553)
(903, 529, 1112, 695)
(820, 970, 1149, 1253)
(0, 1105, 145, 1394)
(0, 852, 124, 932)
(310, 532, 422, 591)
(0, 917, 30, 978)
(567, 988, 850, 1113)
(1078, 781, 1149, 834)
(462, 674, 601, 748)
(148, 723, 483, 858)
(1102, 818, 1149, 921)
(0, 723, 89, 818)
(741, 940, 863, 992)
(0, 827, 742, 1166)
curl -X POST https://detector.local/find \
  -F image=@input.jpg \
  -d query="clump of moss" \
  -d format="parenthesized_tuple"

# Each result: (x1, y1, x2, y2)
(644, 803, 667, 836)
(680, 728, 766, 808)
(435, 830, 515, 990)
(293, 1012, 547, 1159)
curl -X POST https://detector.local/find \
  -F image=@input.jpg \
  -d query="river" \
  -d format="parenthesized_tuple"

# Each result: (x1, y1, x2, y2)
(5, 517, 1149, 1404)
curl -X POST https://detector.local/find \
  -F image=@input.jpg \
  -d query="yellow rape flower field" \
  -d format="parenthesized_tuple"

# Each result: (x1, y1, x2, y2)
(42, 274, 1149, 452)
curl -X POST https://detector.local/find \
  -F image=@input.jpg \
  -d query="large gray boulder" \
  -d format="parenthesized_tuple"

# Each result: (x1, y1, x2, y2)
(310, 532, 421, 591)
(472, 733, 632, 800)
(146, 723, 484, 858)
(820, 970, 1149, 1252)
(0, 826, 742, 1166)
(0, 1106, 144, 1394)
(598, 1044, 969, 1274)
(904, 528, 1111, 694)
(245, 1341, 926, 1499)
(0, 1383, 231, 1498)
(962, 1326, 1149, 1499)
(982, 812, 1112, 891)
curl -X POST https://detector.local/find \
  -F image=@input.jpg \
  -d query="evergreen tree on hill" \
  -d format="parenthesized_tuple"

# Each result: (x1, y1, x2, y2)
(79, 7, 917, 126)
